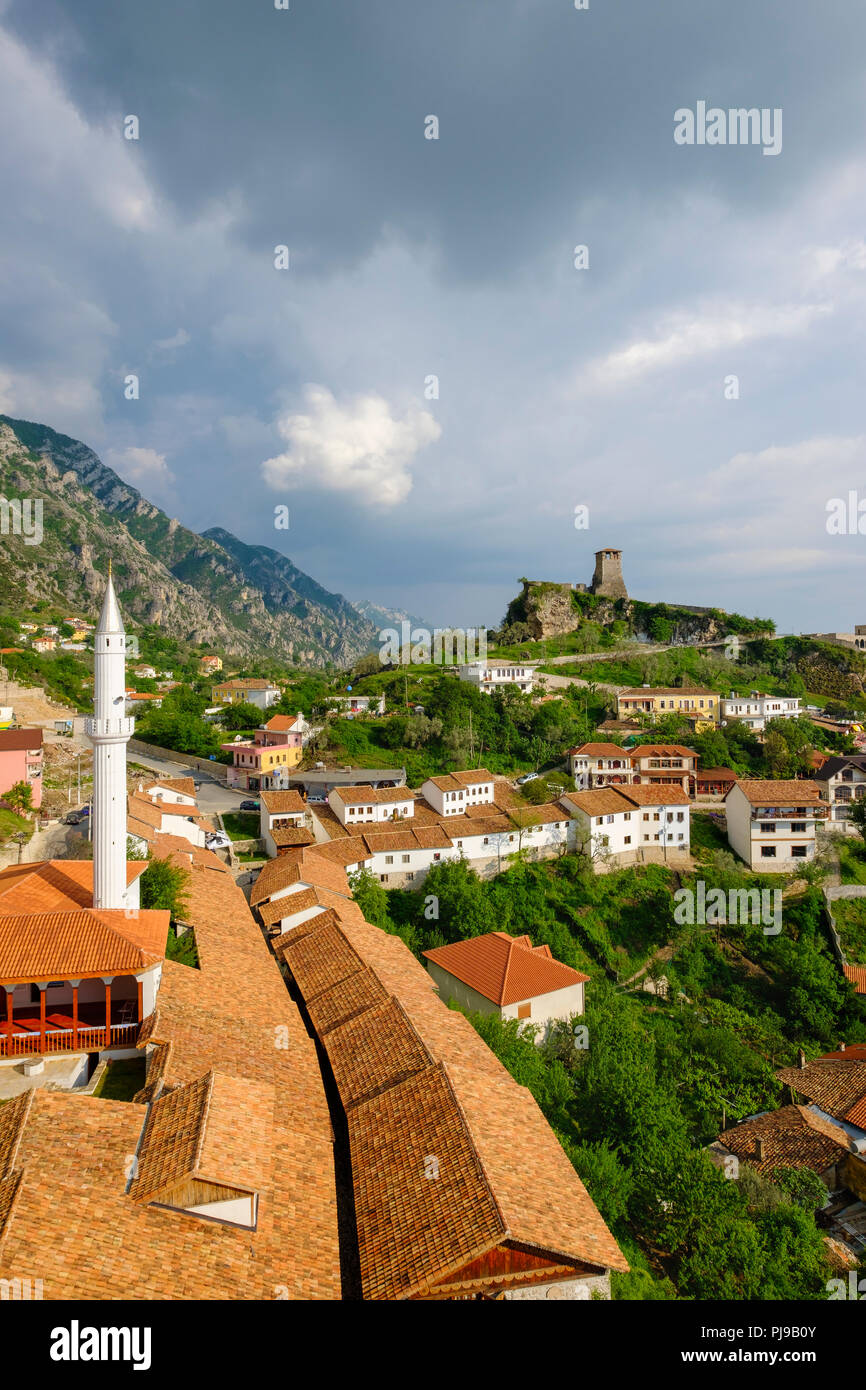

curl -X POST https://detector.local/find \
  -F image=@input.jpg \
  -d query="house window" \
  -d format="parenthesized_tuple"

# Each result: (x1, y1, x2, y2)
(406, 872, 415, 881)
(677, 834, 684, 842)
(643, 834, 650, 842)
(760, 846, 776, 858)
(760, 823, 775, 833)
(643, 813, 649, 821)
(385, 855, 393, 864)
(517, 1003, 531, 1019)
(791, 845, 808, 858)
(624, 812, 631, 821)
(677, 812, 684, 822)
(790, 822, 806, 834)
(624, 835, 631, 845)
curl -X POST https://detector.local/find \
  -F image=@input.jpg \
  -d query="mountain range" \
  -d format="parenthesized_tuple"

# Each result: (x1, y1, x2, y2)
(0, 415, 381, 669)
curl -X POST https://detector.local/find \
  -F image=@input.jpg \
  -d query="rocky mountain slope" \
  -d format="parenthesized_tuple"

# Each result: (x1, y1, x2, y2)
(0, 415, 377, 668)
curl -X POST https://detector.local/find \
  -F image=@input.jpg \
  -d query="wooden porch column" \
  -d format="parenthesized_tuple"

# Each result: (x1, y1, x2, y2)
(5, 985, 12, 1031)
(136, 977, 143, 1022)
(103, 977, 112, 1045)
(38, 983, 47, 1053)
(69, 980, 80, 1048)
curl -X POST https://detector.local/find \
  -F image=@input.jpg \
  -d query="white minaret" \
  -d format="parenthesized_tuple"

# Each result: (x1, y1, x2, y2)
(86, 562, 134, 910)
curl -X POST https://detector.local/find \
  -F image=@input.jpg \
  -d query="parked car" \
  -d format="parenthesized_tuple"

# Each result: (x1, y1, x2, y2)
(205, 831, 231, 850)
(64, 807, 90, 825)
(239, 799, 260, 812)
(516, 773, 540, 785)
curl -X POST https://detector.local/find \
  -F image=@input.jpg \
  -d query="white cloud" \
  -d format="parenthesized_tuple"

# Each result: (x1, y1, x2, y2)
(153, 328, 190, 352)
(584, 300, 831, 388)
(260, 385, 441, 507)
(106, 446, 175, 489)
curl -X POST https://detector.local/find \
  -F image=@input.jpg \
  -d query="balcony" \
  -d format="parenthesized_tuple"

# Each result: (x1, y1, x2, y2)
(0, 1004, 142, 1058)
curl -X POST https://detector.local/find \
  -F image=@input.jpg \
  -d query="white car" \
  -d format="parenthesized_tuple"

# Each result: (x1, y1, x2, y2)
(205, 831, 231, 850)
(516, 772, 540, 785)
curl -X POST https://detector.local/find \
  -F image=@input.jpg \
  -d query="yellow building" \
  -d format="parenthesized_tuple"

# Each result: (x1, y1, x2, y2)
(617, 686, 719, 731)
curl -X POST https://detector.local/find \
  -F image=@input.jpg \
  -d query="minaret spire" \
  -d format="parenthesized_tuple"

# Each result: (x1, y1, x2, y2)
(86, 565, 134, 910)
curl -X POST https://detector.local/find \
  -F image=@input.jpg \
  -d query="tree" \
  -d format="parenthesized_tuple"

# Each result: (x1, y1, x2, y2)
(219, 701, 264, 731)
(848, 798, 866, 843)
(3, 782, 32, 815)
(140, 856, 190, 918)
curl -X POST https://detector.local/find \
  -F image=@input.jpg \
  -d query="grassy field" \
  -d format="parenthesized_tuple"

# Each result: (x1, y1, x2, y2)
(222, 811, 261, 840)
(831, 897, 866, 965)
(92, 1058, 146, 1101)
(838, 840, 866, 885)
(0, 807, 34, 847)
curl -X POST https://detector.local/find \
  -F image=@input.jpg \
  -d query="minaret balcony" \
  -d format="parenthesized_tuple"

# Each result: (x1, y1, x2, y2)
(85, 716, 135, 738)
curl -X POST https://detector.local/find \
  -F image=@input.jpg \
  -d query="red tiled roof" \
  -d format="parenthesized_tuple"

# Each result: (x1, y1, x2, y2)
(0, 860, 146, 915)
(0, 728, 43, 752)
(423, 931, 588, 1005)
(0, 908, 167, 982)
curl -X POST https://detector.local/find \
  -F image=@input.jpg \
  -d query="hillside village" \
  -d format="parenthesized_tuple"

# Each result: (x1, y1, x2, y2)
(1, 547, 866, 1303)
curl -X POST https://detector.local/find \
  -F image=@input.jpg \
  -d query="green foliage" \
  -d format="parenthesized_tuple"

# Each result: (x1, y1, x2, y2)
(140, 856, 190, 918)
(2, 781, 32, 815)
(219, 701, 265, 731)
(165, 924, 199, 968)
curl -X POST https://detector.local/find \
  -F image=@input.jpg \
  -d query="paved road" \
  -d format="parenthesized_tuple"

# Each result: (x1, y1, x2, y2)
(127, 751, 251, 815)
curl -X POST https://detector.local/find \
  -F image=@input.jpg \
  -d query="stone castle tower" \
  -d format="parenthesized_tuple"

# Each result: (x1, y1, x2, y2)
(589, 548, 628, 600)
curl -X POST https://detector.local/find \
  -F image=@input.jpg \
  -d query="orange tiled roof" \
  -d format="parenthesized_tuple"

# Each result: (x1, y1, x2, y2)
(423, 931, 588, 1005)
(331, 785, 412, 805)
(777, 1054, 866, 1131)
(628, 745, 697, 759)
(261, 789, 306, 814)
(569, 743, 629, 757)
(264, 715, 299, 732)
(733, 780, 826, 805)
(561, 788, 635, 817)
(0, 859, 146, 915)
(843, 964, 866, 996)
(143, 777, 197, 799)
(718, 1105, 853, 1174)
(271, 826, 314, 848)
(0, 908, 167, 983)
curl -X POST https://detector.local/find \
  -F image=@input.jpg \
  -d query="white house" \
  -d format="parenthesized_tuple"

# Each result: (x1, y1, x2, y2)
(561, 785, 691, 866)
(567, 743, 634, 791)
(813, 755, 866, 833)
(422, 932, 589, 1042)
(458, 660, 535, 695)
(725, 779, 829, 872)
(720, 692, 802, 732)
(326, 693, 386, 716)
(328, 784, 415, 827)
(421, 769, 496, 816)
(259, 788, 311, 857)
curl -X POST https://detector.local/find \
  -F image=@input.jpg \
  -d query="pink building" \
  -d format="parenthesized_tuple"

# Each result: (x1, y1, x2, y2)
(0, 727, 44, 810)
(222, 715, 303, 791)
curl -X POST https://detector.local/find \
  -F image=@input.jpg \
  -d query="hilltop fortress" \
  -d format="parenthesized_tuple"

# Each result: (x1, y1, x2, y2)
(507, 549, 726, 642)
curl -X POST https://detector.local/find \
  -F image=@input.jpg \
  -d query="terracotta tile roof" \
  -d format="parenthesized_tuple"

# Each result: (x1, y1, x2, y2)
(271, 826, 315, 848)
(0, 859, 146, 914)
(264, 715, 299, 732)
(250, 856, 303, 905)
(843, 964, 866, 996)
(619, 686, 717, 698)
(349, 1063, 505, 1299)
(569, 743, 628, 757)
(449, 768, 495, 786)
(732, 779, 826, 806)
(718, 1105, 852, 1174)
(130, 1070, 273, 1204)
(306, 837, 372, 868)
(0, 908, 167, 983)
(215, 678, 276, 691)
(423, 932, 588, 1005)
(326, 999, 431, 1109)
(561, 788, 636, 817)
(304, 966, 389, 1036)
(696, 767, 737, 781)
(259, 888, 319, 927)
(331, 785, 413, 806)
(441, 815, 513, 841)
(619, 784, 691, 807)
(142, 777, 197, 799)
(777, 1055, 866, 1130)
(261, 789, 307, 815)
(281, 910, 628, 1295)
(0, 727, 42, 752)
(628, 745, 697, 759)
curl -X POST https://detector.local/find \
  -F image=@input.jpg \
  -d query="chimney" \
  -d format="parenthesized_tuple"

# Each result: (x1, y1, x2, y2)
(756, 1137, 765, 1162)
(798, 1048, 807, 1070)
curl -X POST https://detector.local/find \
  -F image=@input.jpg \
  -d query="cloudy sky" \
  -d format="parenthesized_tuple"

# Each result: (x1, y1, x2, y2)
(1, 0, 865, 632)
